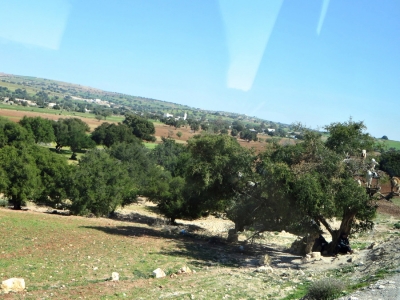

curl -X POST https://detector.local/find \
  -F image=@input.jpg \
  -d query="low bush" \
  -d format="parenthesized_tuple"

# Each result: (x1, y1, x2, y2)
(0, 198, 8, 207)
(394, 222, 400, 229)
(306, 278, 344, 300)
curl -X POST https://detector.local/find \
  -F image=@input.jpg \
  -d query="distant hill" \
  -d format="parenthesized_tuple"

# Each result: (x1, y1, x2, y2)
(0, 72, 279, 126)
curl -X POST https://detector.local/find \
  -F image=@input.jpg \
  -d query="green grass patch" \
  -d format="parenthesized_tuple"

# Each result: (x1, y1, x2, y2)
(281, 282, 310, 300)
(351, 241, 369, 250)
(346, 267, 394, 295)
(0, 209, 285, 299)
(377, 139, 400, 150)
(143, 142, 158, 150)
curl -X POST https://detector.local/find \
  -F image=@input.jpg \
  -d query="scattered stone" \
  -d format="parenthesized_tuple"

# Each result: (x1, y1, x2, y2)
(311, 252, 321, 259)
(180, 266, 192, 273)
(377, 285, 385, 289)
(301, 256, 310, 264)
(259, 254, 271, 266)
(111, 272, 119, 281)
(153, 268, 166, 278)
(347, 256, 357, 263)
(348, 297, 359, 300)
(297, 270, 305, 276)
(255, 266, 274, 273)
(1, 278, 26, 294)
(367, 242, 376, 249)
(93, 267, 98, 271)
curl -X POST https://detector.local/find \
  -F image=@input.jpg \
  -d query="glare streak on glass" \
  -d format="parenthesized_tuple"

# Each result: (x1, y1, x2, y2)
(0, 0, 71, 50)
(317, 0, 330, 35)
(219, 0, 284, 92)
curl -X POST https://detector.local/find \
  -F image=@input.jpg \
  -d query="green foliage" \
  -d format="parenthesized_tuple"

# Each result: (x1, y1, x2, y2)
(91, 122, 141, 147)
(53, 118, 95, 153)
(240, 129, 257, 141)
(190, 121, 200, 133)
(150, 137, 189, 177)
(257, 129, 376, 246)
(69, 150, 132, 216)
(231, 120, 244, 132)
(123, 113, 156, 141)
(0, 117, 34, 147)
(306, 278, 344, 300)
(379, 150, 400, 177)
(183, 134, 254, 217)
(29, 145, 74, 207)
(0, 145, 41, 209)
(325, 119, 375, 156)
(19, 116, 55, 144)
(107, 142, 163, 206)
(230, 128, 238, 136)
(0, 198, 8, 207)
(394, 222, 400, 229)
(200, 123, 209, 131)
(151, 175, 187, 223)
(226, 158, 301, 232)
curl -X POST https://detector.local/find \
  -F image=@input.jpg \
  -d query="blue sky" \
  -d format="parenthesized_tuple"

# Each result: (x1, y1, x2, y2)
(0, 0, 399, 140)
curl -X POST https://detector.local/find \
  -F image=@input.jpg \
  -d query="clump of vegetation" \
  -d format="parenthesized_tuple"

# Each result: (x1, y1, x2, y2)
(306, 278, 344, 300)
(0, 198, 8, 207)
(394, 222, 400, 229)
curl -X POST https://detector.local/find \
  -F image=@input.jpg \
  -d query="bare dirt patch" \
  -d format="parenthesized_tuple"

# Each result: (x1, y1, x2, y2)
(0, 108, 112, 131)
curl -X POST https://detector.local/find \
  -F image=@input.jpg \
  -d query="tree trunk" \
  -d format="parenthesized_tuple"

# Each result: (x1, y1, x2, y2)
(12, 197, 22, 210)
(326, 210, 356, 253)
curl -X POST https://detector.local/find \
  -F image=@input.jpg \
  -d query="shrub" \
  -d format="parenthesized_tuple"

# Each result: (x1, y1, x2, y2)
(0, 198, 9, 207)
(306, 278, 344, 300)
(394, 222, 400, 229)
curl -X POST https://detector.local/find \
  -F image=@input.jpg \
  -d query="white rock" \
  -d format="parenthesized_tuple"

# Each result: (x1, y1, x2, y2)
(153, 268, 166, 278)
(1, 278, 25, 294)
(311, 252, 321, 259)
(180, 266, 192, 273)
(93, 267, 98, 271)
(298, 270, 305, 276)
(377, 285, 385, 289)
(348, 297, 359, 300)
(111, 272, 119, 281)
(255, 266, 274, 273)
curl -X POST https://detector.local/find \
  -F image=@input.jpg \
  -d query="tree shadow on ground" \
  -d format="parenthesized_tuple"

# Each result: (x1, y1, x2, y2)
(81, 224, 302, 269)
(108, 210, 205, 232)
(108, 211, 167, 226)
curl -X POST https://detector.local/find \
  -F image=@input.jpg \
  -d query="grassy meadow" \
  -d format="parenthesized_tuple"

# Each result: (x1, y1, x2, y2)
(0, 207, 290, 300)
